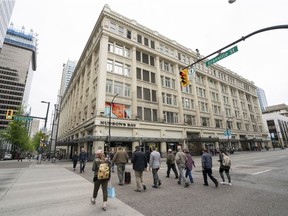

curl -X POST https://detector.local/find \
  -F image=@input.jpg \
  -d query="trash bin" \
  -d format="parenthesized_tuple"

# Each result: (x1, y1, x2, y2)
(52, 157, 56, 163)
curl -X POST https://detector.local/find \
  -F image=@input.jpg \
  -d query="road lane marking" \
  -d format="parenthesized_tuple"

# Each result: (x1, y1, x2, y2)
(253, 159, 264, 162)
(251, 169, 272, 175)
(279, 155, 287, 158)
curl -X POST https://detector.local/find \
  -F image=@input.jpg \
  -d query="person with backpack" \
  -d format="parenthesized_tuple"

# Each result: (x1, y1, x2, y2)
(91, 149, 110, 211)
(218, 149, 232, 186)
(184, 149, 195, 183)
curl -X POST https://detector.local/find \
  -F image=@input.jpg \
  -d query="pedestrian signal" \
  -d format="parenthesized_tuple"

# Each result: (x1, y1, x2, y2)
(179, 68, 189, 87)
(6, 109, 14, 120)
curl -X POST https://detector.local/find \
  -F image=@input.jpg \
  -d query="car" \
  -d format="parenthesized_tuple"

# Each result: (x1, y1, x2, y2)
(4, 153, 12, 160)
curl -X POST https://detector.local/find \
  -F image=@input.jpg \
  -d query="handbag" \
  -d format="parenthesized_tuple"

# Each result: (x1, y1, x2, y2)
(107, 181, 115, 198)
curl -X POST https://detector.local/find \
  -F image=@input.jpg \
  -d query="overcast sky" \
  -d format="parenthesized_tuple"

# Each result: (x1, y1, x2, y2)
(10, 0, 288, 128)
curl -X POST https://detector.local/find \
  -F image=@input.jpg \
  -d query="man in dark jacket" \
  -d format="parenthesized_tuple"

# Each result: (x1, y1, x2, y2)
(131, 146, 147, 192)
(79, 148, 87, 173)
(201, 148, 218, 187)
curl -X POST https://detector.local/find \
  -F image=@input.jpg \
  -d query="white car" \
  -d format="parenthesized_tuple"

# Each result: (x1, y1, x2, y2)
(4, 154, 12, 160)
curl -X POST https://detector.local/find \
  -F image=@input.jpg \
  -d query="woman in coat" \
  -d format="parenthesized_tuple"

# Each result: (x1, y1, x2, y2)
(91, 150, 110, 211)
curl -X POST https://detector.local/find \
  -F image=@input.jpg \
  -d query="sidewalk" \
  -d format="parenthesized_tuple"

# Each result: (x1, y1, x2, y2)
(0, 161, 144, 216)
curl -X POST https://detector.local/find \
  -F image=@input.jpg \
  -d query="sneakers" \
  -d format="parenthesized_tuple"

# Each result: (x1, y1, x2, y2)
(177, 181, 181, 185)
(152, 185, 158, 188)
(215, 182, 219, 188)
(158, 180, 162, 186)
(143, 185, 147, 191)
(90, 198, 96, 205)
(220, 181, 226, 185)
(134, 189, 142, 192)
(228, 183, 232, 186)
(184, 183, 190, 187)
(203, 183, 209, 186)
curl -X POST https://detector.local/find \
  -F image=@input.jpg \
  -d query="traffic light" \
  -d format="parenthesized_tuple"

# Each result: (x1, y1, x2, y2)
(6, 109, 14, 120)
(179, 68, 189, 87)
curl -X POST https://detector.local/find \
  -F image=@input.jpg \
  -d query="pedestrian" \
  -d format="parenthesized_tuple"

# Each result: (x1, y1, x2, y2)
(218, 149, 232, 186)
(131, 146, 147, 192)
(145, 148, 151, 164)
(175, 146, 189, 187)
(109, 149, 115, 172)
(91, 149, 110, 211)
(166, 149, 178, 179)
(201, 148, 218, 187)
(111, 146, 129, 185)
(79, 148, 87, 173)
(184, 149, 195, 183)
(149, 146, 161, 188)
(72, 151, 78, 171)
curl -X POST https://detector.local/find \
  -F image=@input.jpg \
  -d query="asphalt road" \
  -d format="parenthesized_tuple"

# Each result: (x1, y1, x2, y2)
(1, 149, 287, 216)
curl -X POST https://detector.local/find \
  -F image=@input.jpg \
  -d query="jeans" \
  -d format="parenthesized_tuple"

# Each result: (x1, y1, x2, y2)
(117, 163, 126, 184)
(152, 168, 160, 186)
(185, 169, 193, 183)
(202, 168, 218, 185)
(80, 160, 86, 172)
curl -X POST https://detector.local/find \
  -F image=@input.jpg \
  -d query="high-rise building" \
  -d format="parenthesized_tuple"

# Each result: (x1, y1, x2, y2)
(0, 26, 37, 129)
(59, 59, 77, 96)
(57, 5, 267, 158)
(256, 87, 268, 112)
(0, 0, 15, 49)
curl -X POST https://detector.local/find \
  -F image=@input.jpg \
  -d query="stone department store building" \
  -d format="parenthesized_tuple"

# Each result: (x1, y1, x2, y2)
(57, 5, 268, 159)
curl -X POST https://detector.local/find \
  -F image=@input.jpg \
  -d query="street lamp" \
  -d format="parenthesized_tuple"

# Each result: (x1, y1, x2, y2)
(108, 94, 119, 153)
(226, 116, 235, 151)
(41, 101, 50, 130)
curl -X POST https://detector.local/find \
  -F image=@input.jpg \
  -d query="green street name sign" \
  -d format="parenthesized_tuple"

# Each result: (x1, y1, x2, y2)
(205, 46, 238, 67)
(14, 116, 33, 121)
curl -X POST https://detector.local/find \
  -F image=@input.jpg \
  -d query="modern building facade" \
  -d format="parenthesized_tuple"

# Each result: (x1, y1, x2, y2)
(256, 87, 268, 112)
(262, 104, 288, 147)
(59, 59, 77, 97)
(0, 25, 37, 129)
(0, 0, 15, 49)
(57, 5, 267, 159)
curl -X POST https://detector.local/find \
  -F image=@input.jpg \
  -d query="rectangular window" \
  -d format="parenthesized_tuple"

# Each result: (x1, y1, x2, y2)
(137, 86, 142, 99)
(115, 45, 123, 56)
(114, 62, 123, 75)
(110, 22, 116, 32)
(143, 70, 150, 82)
(136, 51, 141, 61)
(114, 81, 123, 96)
(152, 90, 157, 102)
(144, 37, 149, 46)
(124, 84, 131, 97)
(153, 109, 157, 122)
(143, 88, 150, 101)
(144, 108, 151, 121)
(151, 73, 156, 83)
(215, 119, 222, 128)
(137, 106, 142, 119)
(136, 68, 142, 80)
(124, 64, 131, 76)
(106, 80, 112, 93)
(165, 77, 171, 88)
(166, 94, 172, 105)
(150, 56, 154, 66)
(124, 48, 130, 58)
(201, 117, 210, 127)
(151, 40, 155, 49)
(107, 60, 113, 72)
(127, 30, 131, 39)
(142, 53, 149, 64)
(137, 34, 142, 43)
(108, 42, 114, 52)
(118, 26, 124, 35)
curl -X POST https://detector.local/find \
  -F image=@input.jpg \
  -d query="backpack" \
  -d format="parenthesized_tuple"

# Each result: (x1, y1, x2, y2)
(222, 153, 231, 167)
(97, 162, 110, 180)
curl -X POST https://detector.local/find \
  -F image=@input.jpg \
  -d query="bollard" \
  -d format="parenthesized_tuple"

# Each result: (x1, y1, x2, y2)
(52, 157, 56, 163)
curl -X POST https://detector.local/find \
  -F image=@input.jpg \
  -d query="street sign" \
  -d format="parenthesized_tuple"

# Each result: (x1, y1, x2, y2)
(205, 46, 238, 67)
(224, 130, 231, 136)
(14, 116, 33, 121)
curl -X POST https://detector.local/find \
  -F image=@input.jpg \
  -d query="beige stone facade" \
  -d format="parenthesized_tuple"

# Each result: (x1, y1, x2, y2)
(57, 5, 267, 159)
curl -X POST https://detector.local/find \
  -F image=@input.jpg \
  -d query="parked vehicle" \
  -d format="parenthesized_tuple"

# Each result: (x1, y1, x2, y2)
(4, 153, 12, 160)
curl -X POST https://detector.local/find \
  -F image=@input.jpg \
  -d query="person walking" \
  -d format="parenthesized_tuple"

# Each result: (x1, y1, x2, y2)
(72, 151, 78, 171)
(111, 146, 129, 185)
(218, 149, 232, 186)
(184, 149, 195, 183)
(131, 146, 147, 192)
(175, 146, 189, 187)
(79, 148, 87, 173)
(149, 146, 161, 188)
(201, 148, 218, 187)
(109, 149, 115, 172)
(91, 150, 110, 211)
(166, 149, 178, 179)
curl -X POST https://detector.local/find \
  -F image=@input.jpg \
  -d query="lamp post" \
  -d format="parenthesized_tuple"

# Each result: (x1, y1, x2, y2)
(108, 94, 119, 153)
(41, 101, 50, 130)
(226, 116, 235, 151)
